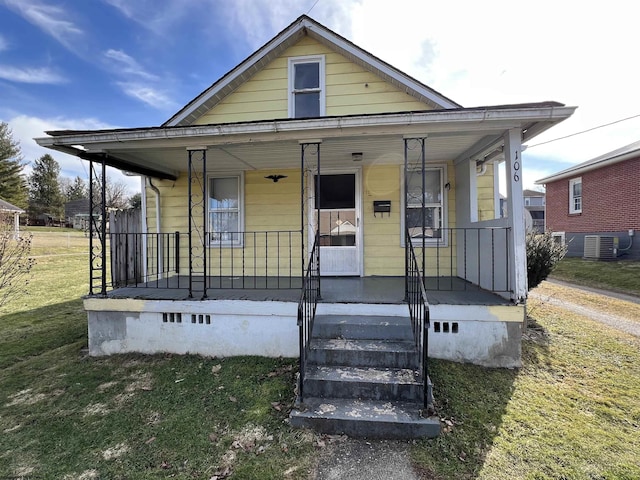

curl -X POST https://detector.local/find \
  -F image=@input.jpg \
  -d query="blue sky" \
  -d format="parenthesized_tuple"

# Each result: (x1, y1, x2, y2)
(2, 0, 640, 194)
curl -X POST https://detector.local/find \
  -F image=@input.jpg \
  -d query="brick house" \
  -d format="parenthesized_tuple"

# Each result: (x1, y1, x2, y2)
(536, 140, 640, 260)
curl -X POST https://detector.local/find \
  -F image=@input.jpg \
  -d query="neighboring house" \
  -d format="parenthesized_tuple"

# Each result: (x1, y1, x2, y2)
(536, 140, 640, 260)
(64, 198, 90, 229)
(36, 16, 574, 436)
(0, 198, 24, 237)
(523, 189, 545, 233)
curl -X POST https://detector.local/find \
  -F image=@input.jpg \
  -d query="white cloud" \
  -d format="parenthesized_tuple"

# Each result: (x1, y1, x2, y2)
(104, 49, 158, 81)
(116, 82, 176, 110)
(0, 65, 66, 84)
(2, 0, 85, 53)
(6, 114, 140, 193)
(103, 0, 188, 35)
(0, 34, 8, 51)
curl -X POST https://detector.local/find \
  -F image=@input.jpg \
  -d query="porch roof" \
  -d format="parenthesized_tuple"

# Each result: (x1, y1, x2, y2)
(35, 102, 576, 180)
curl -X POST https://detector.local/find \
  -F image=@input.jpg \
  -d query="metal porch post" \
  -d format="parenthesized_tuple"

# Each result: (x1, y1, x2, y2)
(88, 159, 107, 296)
(188, 147, 208, 299)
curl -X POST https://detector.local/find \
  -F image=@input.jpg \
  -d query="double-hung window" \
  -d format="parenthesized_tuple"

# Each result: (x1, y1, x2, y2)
(405, 167, 445, 243)
(569, 177, 582, 214)
(208, 176, 242, 246)
(288, 56, 325, 118)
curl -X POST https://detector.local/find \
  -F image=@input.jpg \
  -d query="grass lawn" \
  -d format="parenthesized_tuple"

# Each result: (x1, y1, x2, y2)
(412, 286, 640, 479)
(550, 257, 640, 296)
(2, 237, 639, 479)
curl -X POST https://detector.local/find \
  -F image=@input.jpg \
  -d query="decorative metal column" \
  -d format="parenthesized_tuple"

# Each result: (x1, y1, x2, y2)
(404, 137, 428, 279)
(188, 148, 207, 299)
(300, 142, 321, 280)
(88, 159, 107, 296)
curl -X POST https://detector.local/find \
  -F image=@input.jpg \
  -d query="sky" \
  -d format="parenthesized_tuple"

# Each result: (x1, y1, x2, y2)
(1, 0, 639, 195)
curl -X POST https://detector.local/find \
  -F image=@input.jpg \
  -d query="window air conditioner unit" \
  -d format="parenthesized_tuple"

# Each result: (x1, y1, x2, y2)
(583, 235, 618, 260)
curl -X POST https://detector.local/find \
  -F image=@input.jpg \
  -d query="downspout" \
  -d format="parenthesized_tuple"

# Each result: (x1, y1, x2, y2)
(147, 177, 162, 280)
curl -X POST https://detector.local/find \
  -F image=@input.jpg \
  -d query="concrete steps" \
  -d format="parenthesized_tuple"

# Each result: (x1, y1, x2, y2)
(290, 313, 439, 439)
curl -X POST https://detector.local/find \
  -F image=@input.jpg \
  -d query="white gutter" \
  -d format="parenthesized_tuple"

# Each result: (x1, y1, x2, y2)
(35, 106, 577, 148)
(146, 178, 162, 280)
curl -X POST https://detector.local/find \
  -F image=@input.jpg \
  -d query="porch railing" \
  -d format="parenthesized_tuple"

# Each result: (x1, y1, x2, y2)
(404, 227, 430, 409)
(412, 226, 512, 294)
(108, 230, 303, 291)
(296, 234, 320, 403)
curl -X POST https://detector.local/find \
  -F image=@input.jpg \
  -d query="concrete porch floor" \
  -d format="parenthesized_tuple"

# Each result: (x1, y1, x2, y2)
(104, 276, 510, 306)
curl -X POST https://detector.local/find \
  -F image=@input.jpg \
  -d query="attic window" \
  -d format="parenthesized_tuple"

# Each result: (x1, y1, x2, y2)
(288, 55, 325, 118)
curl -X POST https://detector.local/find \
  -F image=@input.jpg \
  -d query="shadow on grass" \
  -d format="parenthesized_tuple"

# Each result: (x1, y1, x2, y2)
(0, 298, 86, 370)
(412, 322, 551, 479)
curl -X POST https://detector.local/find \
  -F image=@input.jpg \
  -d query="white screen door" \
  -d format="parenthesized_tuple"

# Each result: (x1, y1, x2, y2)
(314, 173, 360, 276)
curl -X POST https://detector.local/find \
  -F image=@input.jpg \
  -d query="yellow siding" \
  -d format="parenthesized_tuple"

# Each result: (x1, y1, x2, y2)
(362, 164, 457, 276)
(477, 162, 496, 221)
(193, 36, 431, 125)
(146, 163, 461, 278)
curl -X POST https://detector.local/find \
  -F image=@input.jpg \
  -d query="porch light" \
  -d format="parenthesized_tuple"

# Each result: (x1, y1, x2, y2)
(264, 174, 287, 182)
(351, 152, 363, 161)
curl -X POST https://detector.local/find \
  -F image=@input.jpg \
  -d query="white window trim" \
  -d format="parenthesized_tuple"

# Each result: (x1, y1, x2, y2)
(288, 55, 326, 118)
(552, 231, 566, 246)
(207, 173, 244, 247)
(400, 164, 448, 247)
(569, 177, 582, 214)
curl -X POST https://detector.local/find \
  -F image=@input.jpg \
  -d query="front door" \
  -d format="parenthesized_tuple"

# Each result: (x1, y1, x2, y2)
(314, 173, 361, 276)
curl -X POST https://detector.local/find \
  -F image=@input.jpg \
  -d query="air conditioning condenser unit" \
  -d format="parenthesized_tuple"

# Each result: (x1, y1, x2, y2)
(583, 235, 618, 260)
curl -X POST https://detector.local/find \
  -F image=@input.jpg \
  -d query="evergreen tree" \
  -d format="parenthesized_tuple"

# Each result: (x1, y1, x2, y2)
(28, 154, 65, 219)
(0, 122, 28, 209)
(61, 175, 88, 201)
(128, 192, 142, 209)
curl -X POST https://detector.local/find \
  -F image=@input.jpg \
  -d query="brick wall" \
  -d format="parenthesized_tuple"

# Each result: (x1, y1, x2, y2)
(545, 156, 640, 233)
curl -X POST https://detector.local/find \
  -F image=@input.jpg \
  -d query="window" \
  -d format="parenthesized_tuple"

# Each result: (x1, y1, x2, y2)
(208, 176, 242, 245)
(405, 167, 445, 243)
(288, 56, 325, 118)
(569, 177, 582, 214)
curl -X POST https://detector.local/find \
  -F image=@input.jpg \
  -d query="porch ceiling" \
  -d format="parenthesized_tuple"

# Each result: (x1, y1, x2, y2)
(35, 104, 576, 178)
(99, 132, 493, 174)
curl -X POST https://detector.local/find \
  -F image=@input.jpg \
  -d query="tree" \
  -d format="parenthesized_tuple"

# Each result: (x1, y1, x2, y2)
(129, 192, 142, 209)
(526, 230, 567, 291)
(61, 175, 88, 201)
(91, 175, 131, 210)
(28, 154, 65, 220)
(0, 211, 34, 308)
(0, 122, 28, 209)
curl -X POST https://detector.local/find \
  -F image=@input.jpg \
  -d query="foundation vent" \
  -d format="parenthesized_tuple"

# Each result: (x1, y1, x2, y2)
(191, 314, 211, 325)
(433, 321, 458, 333)
(162, 313, 182, 323)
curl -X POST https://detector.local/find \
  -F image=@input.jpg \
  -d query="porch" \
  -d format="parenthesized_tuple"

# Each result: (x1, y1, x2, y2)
(105, 275, 510, 306)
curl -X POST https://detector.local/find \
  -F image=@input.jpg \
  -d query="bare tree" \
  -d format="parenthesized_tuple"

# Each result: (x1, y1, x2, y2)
(92, 176, 130, 210)
(0, 212, 34, 308)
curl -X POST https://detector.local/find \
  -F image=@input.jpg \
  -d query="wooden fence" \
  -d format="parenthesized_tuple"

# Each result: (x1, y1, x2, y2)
(109, 209, 142, 287)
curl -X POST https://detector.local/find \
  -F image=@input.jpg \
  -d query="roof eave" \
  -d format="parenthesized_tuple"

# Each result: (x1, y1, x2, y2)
(535, 148, 640, 184)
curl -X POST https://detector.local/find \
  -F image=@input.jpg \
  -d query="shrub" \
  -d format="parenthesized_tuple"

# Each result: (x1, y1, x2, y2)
(526, 230, 567, 291)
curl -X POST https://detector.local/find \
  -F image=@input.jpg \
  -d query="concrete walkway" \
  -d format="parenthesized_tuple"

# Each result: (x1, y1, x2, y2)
(313, 439, 420, 480)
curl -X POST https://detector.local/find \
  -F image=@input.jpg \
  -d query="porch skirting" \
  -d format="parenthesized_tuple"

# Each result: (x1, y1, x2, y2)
(85, 298, 299, 358)
(84, 296, 524, 367)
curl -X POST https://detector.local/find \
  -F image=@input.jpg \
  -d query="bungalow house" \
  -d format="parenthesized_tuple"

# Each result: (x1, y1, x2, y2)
(36, 16, 574, 437)
(0, 197, 24, 237)
(536, 140, 639, 260)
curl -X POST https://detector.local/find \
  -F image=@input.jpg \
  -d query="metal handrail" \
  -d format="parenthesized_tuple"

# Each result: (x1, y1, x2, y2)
(405, 227, 431, 409)
(296, 234, 320, 403)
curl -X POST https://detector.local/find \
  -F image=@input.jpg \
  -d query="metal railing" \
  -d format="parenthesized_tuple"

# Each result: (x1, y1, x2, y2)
(108, 230, 303, 291)
(110, 232, 181, 288)
(404, 227, 430, 409)
(411, 226, 511, 294)
(296, 234, 320, 403)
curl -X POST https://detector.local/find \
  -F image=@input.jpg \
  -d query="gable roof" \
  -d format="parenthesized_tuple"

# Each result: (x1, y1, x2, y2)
(523, 189, 545, 197)
(536, 139, 640, 184)
(0, 198, 24, 213)
(164, 15, 461, 127)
